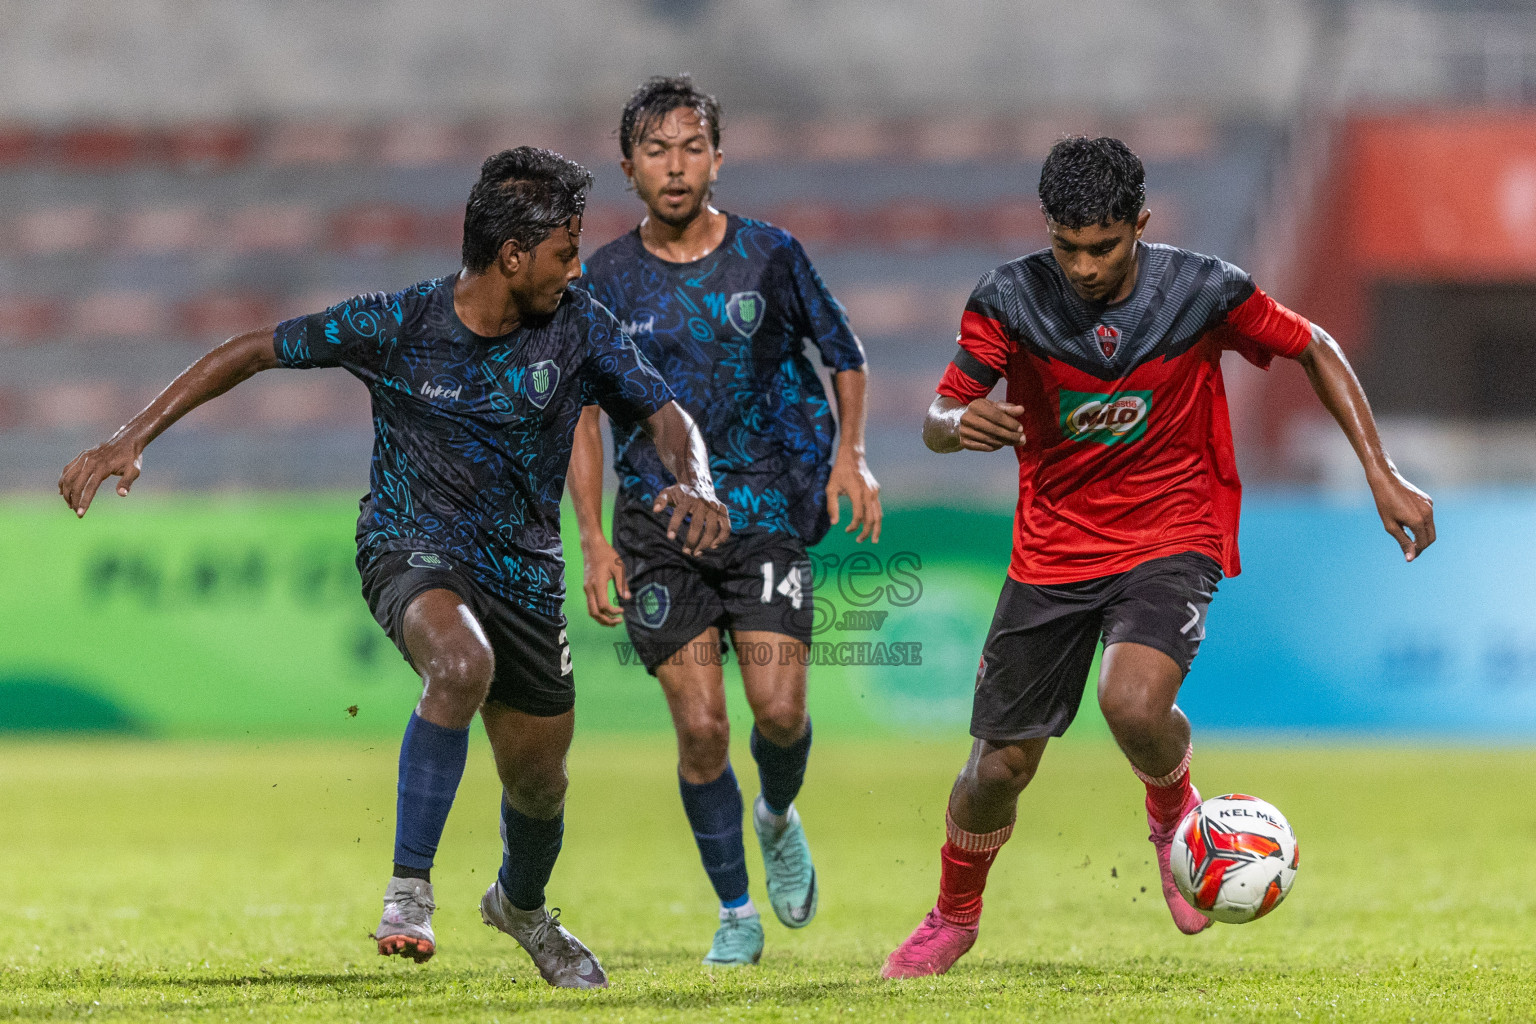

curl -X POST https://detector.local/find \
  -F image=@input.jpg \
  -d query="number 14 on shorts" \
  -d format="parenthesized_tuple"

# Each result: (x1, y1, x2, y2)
(760, 562, 804, 609)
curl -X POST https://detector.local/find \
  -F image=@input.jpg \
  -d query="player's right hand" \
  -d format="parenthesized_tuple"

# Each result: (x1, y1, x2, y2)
(959, 399, 1027, 451)
(59, 436, 144, 518)
(581, 535, 629, 627)
(654, 483, 730, 556)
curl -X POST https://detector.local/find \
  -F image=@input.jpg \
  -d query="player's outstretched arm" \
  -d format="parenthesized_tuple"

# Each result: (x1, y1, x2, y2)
(568, 405, 627, 626)
(640, 401, 730, 557)
(1296, 324, 1435, 562)
(923, 395, 1027, 454)
(826, 367, 883, 543)
(59, 328, 280, 518)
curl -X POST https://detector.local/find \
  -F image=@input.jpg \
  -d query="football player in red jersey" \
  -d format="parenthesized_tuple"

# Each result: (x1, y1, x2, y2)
(882, 136, 1434, 978)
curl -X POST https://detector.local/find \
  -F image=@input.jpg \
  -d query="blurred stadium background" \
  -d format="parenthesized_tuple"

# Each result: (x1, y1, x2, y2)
(4, 0, 1536, 740)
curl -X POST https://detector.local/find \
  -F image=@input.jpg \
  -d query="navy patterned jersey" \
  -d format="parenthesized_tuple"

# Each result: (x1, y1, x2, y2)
(580, 213, 865, 544)
(273, 276, 673, 617)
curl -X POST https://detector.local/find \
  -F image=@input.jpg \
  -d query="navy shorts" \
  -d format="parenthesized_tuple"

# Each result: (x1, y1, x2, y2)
(970, 551, 1222, 743)
(359, 549, 574, 717)
(612, 500, 815, 674)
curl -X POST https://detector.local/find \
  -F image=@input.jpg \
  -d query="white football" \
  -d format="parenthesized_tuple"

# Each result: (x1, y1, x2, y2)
(1170, 794, 1298, 924)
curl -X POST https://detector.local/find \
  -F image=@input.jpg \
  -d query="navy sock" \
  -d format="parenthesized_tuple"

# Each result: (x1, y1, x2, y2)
(750, 721, 812, 815)
(678, 763, 749, 905)
(498, 797, 564, 912)
(393, 712, 470, 873)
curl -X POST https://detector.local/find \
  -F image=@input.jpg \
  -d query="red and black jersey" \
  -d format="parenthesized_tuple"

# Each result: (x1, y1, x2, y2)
(936, 242, 1311, 584)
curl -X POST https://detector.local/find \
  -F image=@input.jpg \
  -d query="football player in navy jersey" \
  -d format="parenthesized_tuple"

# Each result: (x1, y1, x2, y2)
(569, 75, 880, 966)
(59, 147, 729, 988)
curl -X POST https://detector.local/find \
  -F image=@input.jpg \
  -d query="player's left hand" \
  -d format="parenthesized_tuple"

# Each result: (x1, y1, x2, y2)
(1369, 463, 1435, 562)
(654, 483, 731, 556)
(826, 451, 882, 543)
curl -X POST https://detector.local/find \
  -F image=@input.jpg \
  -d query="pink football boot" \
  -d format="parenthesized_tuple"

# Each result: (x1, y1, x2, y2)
(1149, 785, 1214, 935)
(881, 909, 979, 979)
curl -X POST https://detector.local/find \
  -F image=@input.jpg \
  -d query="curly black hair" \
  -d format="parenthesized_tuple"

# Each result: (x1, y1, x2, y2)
(619, 74, 722, 159)
(461, 147, 593, 273)
(1038, 136, 1146, 229)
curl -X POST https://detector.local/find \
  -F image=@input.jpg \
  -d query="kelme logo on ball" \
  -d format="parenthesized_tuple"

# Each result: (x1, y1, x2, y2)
(725, 290, 765, 338)
(635, 582, 671, 629)
(1060, 389, 1152, 445)
(524, 359, 559, 410)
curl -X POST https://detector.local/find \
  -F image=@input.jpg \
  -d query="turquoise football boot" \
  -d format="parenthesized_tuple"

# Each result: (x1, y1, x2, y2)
(702, 905, 764, 966)
(753, 796, 818, 928)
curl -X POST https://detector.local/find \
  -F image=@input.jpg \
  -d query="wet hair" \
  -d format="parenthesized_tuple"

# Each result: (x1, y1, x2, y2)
(1038, 136, 1146, 228)
(461, 147, 593, 272)
(619, 74, 722, 159)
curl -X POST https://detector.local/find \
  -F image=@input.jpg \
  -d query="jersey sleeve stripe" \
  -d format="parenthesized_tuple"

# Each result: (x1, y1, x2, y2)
(953, 346, 1002, 388)
(936, 361, 994, 404)
(958, 309, 1012, 372)
(1226, 275, 1256, 312)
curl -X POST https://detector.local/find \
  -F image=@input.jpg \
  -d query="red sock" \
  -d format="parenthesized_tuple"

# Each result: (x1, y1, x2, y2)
(1136, 744, 1194, 828)
(935, 811, 1013, 926)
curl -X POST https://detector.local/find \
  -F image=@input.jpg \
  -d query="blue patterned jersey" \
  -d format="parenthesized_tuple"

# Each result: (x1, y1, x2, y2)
(580, 214, 865, 544)
(273, 276, 672, 617)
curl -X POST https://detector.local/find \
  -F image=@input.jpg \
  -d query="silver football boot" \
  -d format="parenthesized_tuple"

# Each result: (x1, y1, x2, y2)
(374, 876, 436, 963)
(479, 881, 608, 988)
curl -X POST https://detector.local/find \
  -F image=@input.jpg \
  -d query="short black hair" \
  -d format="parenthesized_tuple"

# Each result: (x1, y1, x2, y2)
(1038, 136, 1146, 229)
(461, 147, 593, 273)
(619, 74, 722, 159)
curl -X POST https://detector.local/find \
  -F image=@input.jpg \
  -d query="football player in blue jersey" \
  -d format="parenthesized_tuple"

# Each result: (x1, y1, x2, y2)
(59, 146, 729, 988)
(570, 75, 880, 966)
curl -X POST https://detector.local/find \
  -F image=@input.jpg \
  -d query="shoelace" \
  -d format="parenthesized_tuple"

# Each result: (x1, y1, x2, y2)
(716, 914, 756, 953)
(906, 913, 963, 954)
(766, 830, 812, 885)
(390, 889, 436, 917)
(526, 907, 562, 952)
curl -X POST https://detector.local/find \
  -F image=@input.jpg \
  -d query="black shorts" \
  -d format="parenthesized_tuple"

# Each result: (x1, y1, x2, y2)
(613, 501, 815, 673)
(970, 551, 1222, 743)
(359, 549, 574, 717)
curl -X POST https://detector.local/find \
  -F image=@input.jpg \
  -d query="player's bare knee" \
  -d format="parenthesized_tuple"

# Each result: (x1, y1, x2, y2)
(969, 753, 1035, 801)
(510, 772, 567, 820)
(423, 645, 494, 712)
(1098, 685, 1167, 742)
(753, 700, 805, 748)
(676, 712, 730, 772)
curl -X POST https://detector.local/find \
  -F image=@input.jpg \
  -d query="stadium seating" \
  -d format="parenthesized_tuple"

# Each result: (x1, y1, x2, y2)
(0, 115, 1281, 497)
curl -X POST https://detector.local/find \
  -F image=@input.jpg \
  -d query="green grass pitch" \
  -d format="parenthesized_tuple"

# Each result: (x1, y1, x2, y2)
(2, 735, 1533, 1021)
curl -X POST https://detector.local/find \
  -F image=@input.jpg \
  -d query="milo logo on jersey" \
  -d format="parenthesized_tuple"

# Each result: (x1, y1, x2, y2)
(1059, 389, 1153, 445)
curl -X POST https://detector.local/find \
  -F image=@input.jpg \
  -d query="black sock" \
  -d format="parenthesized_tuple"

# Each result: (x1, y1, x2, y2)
(750, 720, 812, 815)
(498, 796, 564, 912)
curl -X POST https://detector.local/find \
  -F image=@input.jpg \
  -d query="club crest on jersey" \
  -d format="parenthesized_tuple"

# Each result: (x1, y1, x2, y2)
(635, 582, 671, 629)
(1095, 324, 1121, 359)
(1060, 389, 1153, 446)
(524, 359, 559, 410)
(725, 291, 766, 338)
